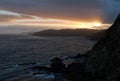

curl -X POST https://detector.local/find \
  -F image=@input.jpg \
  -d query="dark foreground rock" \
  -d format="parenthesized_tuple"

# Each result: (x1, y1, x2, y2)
(50, 57, 65, 73)
(85, 14, 120, 81)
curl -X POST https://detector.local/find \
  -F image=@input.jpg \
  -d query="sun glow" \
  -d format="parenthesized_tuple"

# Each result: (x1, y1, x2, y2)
(93, 22, 102, 27)
(4, 17, 110, 30)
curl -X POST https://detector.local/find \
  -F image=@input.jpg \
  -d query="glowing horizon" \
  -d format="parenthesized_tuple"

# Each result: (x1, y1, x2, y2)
(0, 9, 111, 32)
(0, 14, 110, 30)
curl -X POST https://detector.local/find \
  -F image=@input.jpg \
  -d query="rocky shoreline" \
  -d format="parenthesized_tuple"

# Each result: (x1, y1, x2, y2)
(30, 14, 120, 81)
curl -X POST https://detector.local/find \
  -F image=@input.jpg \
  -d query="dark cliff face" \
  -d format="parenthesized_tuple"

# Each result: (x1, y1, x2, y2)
(86, 14, 120, 80)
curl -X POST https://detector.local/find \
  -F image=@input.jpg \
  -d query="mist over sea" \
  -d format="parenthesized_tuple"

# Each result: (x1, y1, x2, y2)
(0, 34, 95, 81)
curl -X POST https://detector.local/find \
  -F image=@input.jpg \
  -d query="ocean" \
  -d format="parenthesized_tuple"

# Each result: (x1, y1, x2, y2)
(0, 34, 95, 81)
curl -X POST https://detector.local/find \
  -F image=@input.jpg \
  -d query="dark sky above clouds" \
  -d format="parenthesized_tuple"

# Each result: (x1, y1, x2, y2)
(0, 0, 120, 24)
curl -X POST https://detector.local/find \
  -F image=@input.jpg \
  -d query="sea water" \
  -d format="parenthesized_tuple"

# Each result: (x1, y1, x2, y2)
(0, 34, 95, 81)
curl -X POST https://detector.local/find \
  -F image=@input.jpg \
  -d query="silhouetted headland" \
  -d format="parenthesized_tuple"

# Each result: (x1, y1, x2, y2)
(32, 29, 105, 40)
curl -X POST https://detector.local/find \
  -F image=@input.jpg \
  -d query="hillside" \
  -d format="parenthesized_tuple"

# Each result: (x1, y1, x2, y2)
(32, 29, 105, 40)
(86, 14, 120, 80)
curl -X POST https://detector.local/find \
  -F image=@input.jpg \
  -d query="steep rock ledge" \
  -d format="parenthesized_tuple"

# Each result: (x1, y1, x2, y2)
(86, 14, 120, 80)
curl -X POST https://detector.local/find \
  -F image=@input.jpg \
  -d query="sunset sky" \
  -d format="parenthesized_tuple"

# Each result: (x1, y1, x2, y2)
(0, 0, 120, 33)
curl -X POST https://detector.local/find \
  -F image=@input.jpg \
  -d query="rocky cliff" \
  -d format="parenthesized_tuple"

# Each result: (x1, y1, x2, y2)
(86, 14, 120, 80)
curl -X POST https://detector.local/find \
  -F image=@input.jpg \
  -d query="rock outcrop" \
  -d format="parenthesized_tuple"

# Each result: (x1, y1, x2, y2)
(50, 57, 65, 73)
(86, 14, 120, 80)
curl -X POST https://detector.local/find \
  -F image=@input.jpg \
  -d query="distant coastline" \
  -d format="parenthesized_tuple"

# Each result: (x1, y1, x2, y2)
(32, 29, 106, 40)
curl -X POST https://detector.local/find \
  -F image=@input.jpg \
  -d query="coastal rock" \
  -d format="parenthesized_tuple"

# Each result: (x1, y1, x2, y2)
(50, 57, 65, 73)
(86, 14, 120, 80)
(65, 62, 86, 81)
